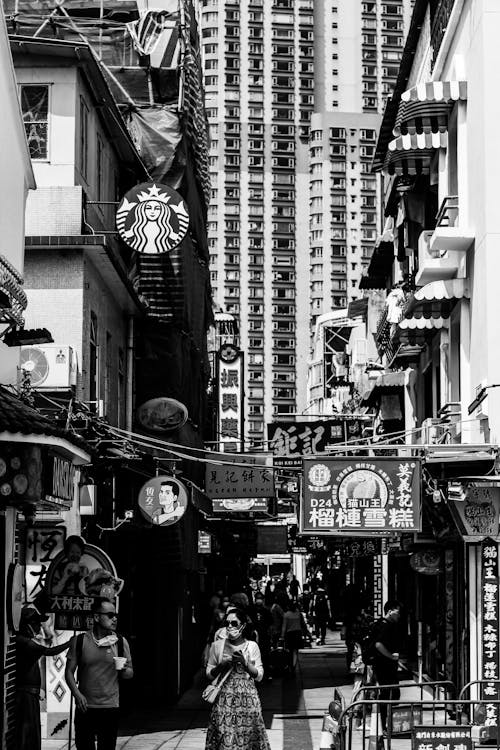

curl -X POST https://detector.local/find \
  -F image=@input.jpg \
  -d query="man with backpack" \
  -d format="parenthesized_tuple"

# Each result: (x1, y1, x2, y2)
(65, 597, 133, 749)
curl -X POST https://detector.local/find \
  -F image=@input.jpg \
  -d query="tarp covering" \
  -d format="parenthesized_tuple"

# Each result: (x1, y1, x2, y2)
(125, 105, 184, 185)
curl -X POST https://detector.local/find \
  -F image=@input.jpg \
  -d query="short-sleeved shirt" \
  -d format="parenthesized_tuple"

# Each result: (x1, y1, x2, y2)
(373, 618, 400, 669)
(68, 632, 132, 708)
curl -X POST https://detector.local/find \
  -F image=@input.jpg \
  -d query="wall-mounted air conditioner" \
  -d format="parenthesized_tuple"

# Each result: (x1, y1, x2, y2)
(20, 345, 77, 389)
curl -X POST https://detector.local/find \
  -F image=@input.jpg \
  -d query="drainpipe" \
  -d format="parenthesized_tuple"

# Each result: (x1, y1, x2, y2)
(126, 315, 134, 433)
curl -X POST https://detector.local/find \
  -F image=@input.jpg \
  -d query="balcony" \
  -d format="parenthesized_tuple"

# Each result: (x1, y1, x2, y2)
(415, 229, 463, 286)
(429, 195, 474, 255)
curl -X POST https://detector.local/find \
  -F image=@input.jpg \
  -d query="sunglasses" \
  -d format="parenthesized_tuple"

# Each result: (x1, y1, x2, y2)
(98, 612, 117, 618)
(226, 620, 241, 627)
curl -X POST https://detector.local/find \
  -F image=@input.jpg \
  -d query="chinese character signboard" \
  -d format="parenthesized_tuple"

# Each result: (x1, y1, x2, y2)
(138, 476, 188, 526)
(300, 457, 421, 535)
(44, 539, 123, 631)
(212, 497, 271, 513)
(217, 344, 244, 453)
(481, 538, 500, 724)
(268, 419, 364, 469)
(26, 526, 66, 601)
(198, 531, 212, 553)
(412, 726, 472, 750)
(116, 182, 189, 254)
(205, 459, 274, 499)
(449, 485, 500, 538)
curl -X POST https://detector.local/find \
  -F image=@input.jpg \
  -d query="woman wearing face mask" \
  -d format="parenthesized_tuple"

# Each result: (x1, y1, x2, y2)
(205, 608, 270, 750)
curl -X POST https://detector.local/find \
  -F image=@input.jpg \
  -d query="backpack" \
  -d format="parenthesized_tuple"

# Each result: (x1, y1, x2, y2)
(360, 619, 382, 665)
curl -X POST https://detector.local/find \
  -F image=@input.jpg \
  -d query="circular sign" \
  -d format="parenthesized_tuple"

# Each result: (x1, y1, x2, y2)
(45, 541, 123, 599)
(116, 182, 189, 254)
(138, 475, 188, 527)
(7, 563, 26, 631)
(219, 344, 240, 363)
(308, 464, 332, 488)
(410, 549, 441, 575)
(338, 469, 389, 509)
(137, 397, 188, 433)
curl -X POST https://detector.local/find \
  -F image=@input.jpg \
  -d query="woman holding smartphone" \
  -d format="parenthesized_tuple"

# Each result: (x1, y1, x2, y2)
(205, 607, 270, 750)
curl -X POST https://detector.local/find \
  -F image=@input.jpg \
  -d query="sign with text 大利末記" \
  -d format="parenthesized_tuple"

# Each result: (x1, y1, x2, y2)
(205, 459, 274, 499)
(300, 457, 421, 535)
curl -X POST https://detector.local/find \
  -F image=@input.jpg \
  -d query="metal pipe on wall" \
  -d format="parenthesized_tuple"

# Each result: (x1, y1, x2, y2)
(126, 315, 134, 433)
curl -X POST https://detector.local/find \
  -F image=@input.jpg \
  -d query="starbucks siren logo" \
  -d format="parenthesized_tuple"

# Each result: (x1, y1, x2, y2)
(116, 182, 189, 254)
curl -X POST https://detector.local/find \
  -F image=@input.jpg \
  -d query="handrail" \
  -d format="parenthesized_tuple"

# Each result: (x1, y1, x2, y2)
(352, 679, 456, 703)
(459, 679, 500, 700)
(435, 194, 459, 227)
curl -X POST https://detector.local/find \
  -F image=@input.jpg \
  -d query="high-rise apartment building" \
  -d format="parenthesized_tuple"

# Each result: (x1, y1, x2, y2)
(200, 0, 314, 447)
(199, 0, 414, 444)
(309, 0, 414, 330)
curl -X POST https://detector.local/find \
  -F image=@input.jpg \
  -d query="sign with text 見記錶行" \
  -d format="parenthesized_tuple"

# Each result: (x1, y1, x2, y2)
(300, 457, 421, 536)
(205, 461, 274, 499)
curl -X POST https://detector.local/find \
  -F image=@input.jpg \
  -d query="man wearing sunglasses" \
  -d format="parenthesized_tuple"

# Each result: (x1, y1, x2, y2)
(65, 597, 133, 749)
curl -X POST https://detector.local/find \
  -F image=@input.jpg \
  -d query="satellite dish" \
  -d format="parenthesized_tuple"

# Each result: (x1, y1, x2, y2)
(137, 397, 188, 433)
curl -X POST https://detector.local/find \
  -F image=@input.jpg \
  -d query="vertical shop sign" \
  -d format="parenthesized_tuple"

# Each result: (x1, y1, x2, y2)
(217, 344, 244, 453)
(481, 538, 500, 726)
(373, 554, 383, 620)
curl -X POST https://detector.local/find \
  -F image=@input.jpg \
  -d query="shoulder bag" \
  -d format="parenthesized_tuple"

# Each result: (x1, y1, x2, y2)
(202, 666, 232, 704)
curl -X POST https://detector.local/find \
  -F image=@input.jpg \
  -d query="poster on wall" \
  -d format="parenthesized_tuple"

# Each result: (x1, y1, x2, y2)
(44, 536, 123, 631)
(138, 475, 188, 526)
(300, 457, 421, 535)
(116, 181, 189, 254)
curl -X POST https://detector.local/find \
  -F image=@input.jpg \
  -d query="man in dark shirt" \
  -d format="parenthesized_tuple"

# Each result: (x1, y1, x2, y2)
(373, 600, 402, 731)
(253, 593, 273, 680)
(16, 605, 71, 750)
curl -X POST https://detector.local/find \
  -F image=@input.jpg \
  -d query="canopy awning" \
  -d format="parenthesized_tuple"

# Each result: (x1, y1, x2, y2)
(360, 370, 406, 406)
(388, 131, 448, 151)
(383, 148, 436, 176)
(399, 316, 448, 330)
(394, 80, 467, 137)
(405, 279, 470, 318)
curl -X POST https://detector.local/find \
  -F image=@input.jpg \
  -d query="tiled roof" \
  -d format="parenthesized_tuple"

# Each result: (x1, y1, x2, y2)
(0, 386, 86, 453)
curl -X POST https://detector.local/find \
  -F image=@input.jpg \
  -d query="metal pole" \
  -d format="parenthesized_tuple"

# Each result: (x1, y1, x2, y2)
(67, 629, 77, 749)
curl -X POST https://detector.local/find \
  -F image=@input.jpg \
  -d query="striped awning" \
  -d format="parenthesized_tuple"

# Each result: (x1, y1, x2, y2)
(388, 131, 448, 151)
(399, 316, 448, 330)
(414, 278, 470, 303)
(383, 148, 436, 176)
(394, 80, 467, 137)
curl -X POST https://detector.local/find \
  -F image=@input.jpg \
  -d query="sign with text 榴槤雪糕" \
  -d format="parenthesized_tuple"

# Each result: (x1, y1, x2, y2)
(481, 538, 500, 722)
(300, 457, 421, 535)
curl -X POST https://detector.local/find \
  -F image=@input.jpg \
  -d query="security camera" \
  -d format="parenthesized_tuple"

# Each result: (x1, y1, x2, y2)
(124, 510, 134, 520)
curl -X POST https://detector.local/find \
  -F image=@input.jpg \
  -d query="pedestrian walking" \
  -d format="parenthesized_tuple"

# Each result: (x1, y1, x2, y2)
(288, 574, 300, 601)
(65, 597, 133, 750)
(15, 605, 72, 750)
(281, 599, 307, 674)
(310, 586, 331, 645)
(205, 607, 270, 750)
(372, 600, 402, 731)
(253, 592, 273, 681)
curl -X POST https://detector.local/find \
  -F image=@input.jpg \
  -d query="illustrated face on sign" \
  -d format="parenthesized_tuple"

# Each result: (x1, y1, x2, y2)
(158, 482, 178, 514)
(144, 199, 163, 222)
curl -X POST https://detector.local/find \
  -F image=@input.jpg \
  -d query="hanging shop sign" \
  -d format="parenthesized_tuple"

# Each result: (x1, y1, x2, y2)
(300, 457, 421, 535)
(480, 538, 500, 723)
(409, 549, 442, 575)
(267, 419, 364, 470)
(44, 454, 76, 510)
(449, 485, 500, 538)
(0, 444, 43, 506)
(136, 396, 188, 433)
(25, 525, 66, 601)
(211, 497, 270, 513)
(44, 539, 123, 631)
(217, 344, 244, 453)
(138, 475, 188, 526)
(412, 726, 472, 750)
(116, 181, 189, 254)
(198, 531, 212, 554)
(205, 460, 274, 499)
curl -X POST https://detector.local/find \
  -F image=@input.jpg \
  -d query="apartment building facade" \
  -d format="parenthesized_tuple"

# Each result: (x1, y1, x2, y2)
(200, 0, 315, 444)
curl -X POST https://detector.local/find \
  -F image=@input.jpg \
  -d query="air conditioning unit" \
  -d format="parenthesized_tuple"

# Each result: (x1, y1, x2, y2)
(20, 345, 77, 389)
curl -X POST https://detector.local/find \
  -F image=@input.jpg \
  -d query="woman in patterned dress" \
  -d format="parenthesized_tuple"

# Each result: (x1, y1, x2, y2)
(205, 608, 270, 750)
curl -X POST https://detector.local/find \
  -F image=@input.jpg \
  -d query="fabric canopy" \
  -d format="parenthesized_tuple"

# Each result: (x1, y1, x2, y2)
(414, 278, 470, 302)
(394, 80, 467, 138)
(388, 131, 448, 151)
(399, 316, 448, 330)
(404, 279, 470, 319)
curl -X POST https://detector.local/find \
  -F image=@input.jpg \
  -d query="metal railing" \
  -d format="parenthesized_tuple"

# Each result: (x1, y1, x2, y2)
(431, 0, 457, 69)
(435, 195, 459, 228)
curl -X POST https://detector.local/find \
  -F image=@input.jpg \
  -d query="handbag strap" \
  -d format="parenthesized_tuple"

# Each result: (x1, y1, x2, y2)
(213, 666, 232, 689)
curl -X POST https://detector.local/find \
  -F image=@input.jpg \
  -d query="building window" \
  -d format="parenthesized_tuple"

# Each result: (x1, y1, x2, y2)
(80, 96, 89, 180)
(20, 84, 49, 160)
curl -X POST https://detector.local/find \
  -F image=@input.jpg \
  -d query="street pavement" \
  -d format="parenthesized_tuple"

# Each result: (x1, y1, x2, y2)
(42, 629, 352, 750)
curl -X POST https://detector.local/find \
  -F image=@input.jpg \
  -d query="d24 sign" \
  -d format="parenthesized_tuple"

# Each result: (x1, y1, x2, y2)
(300, 458, 421, 535)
